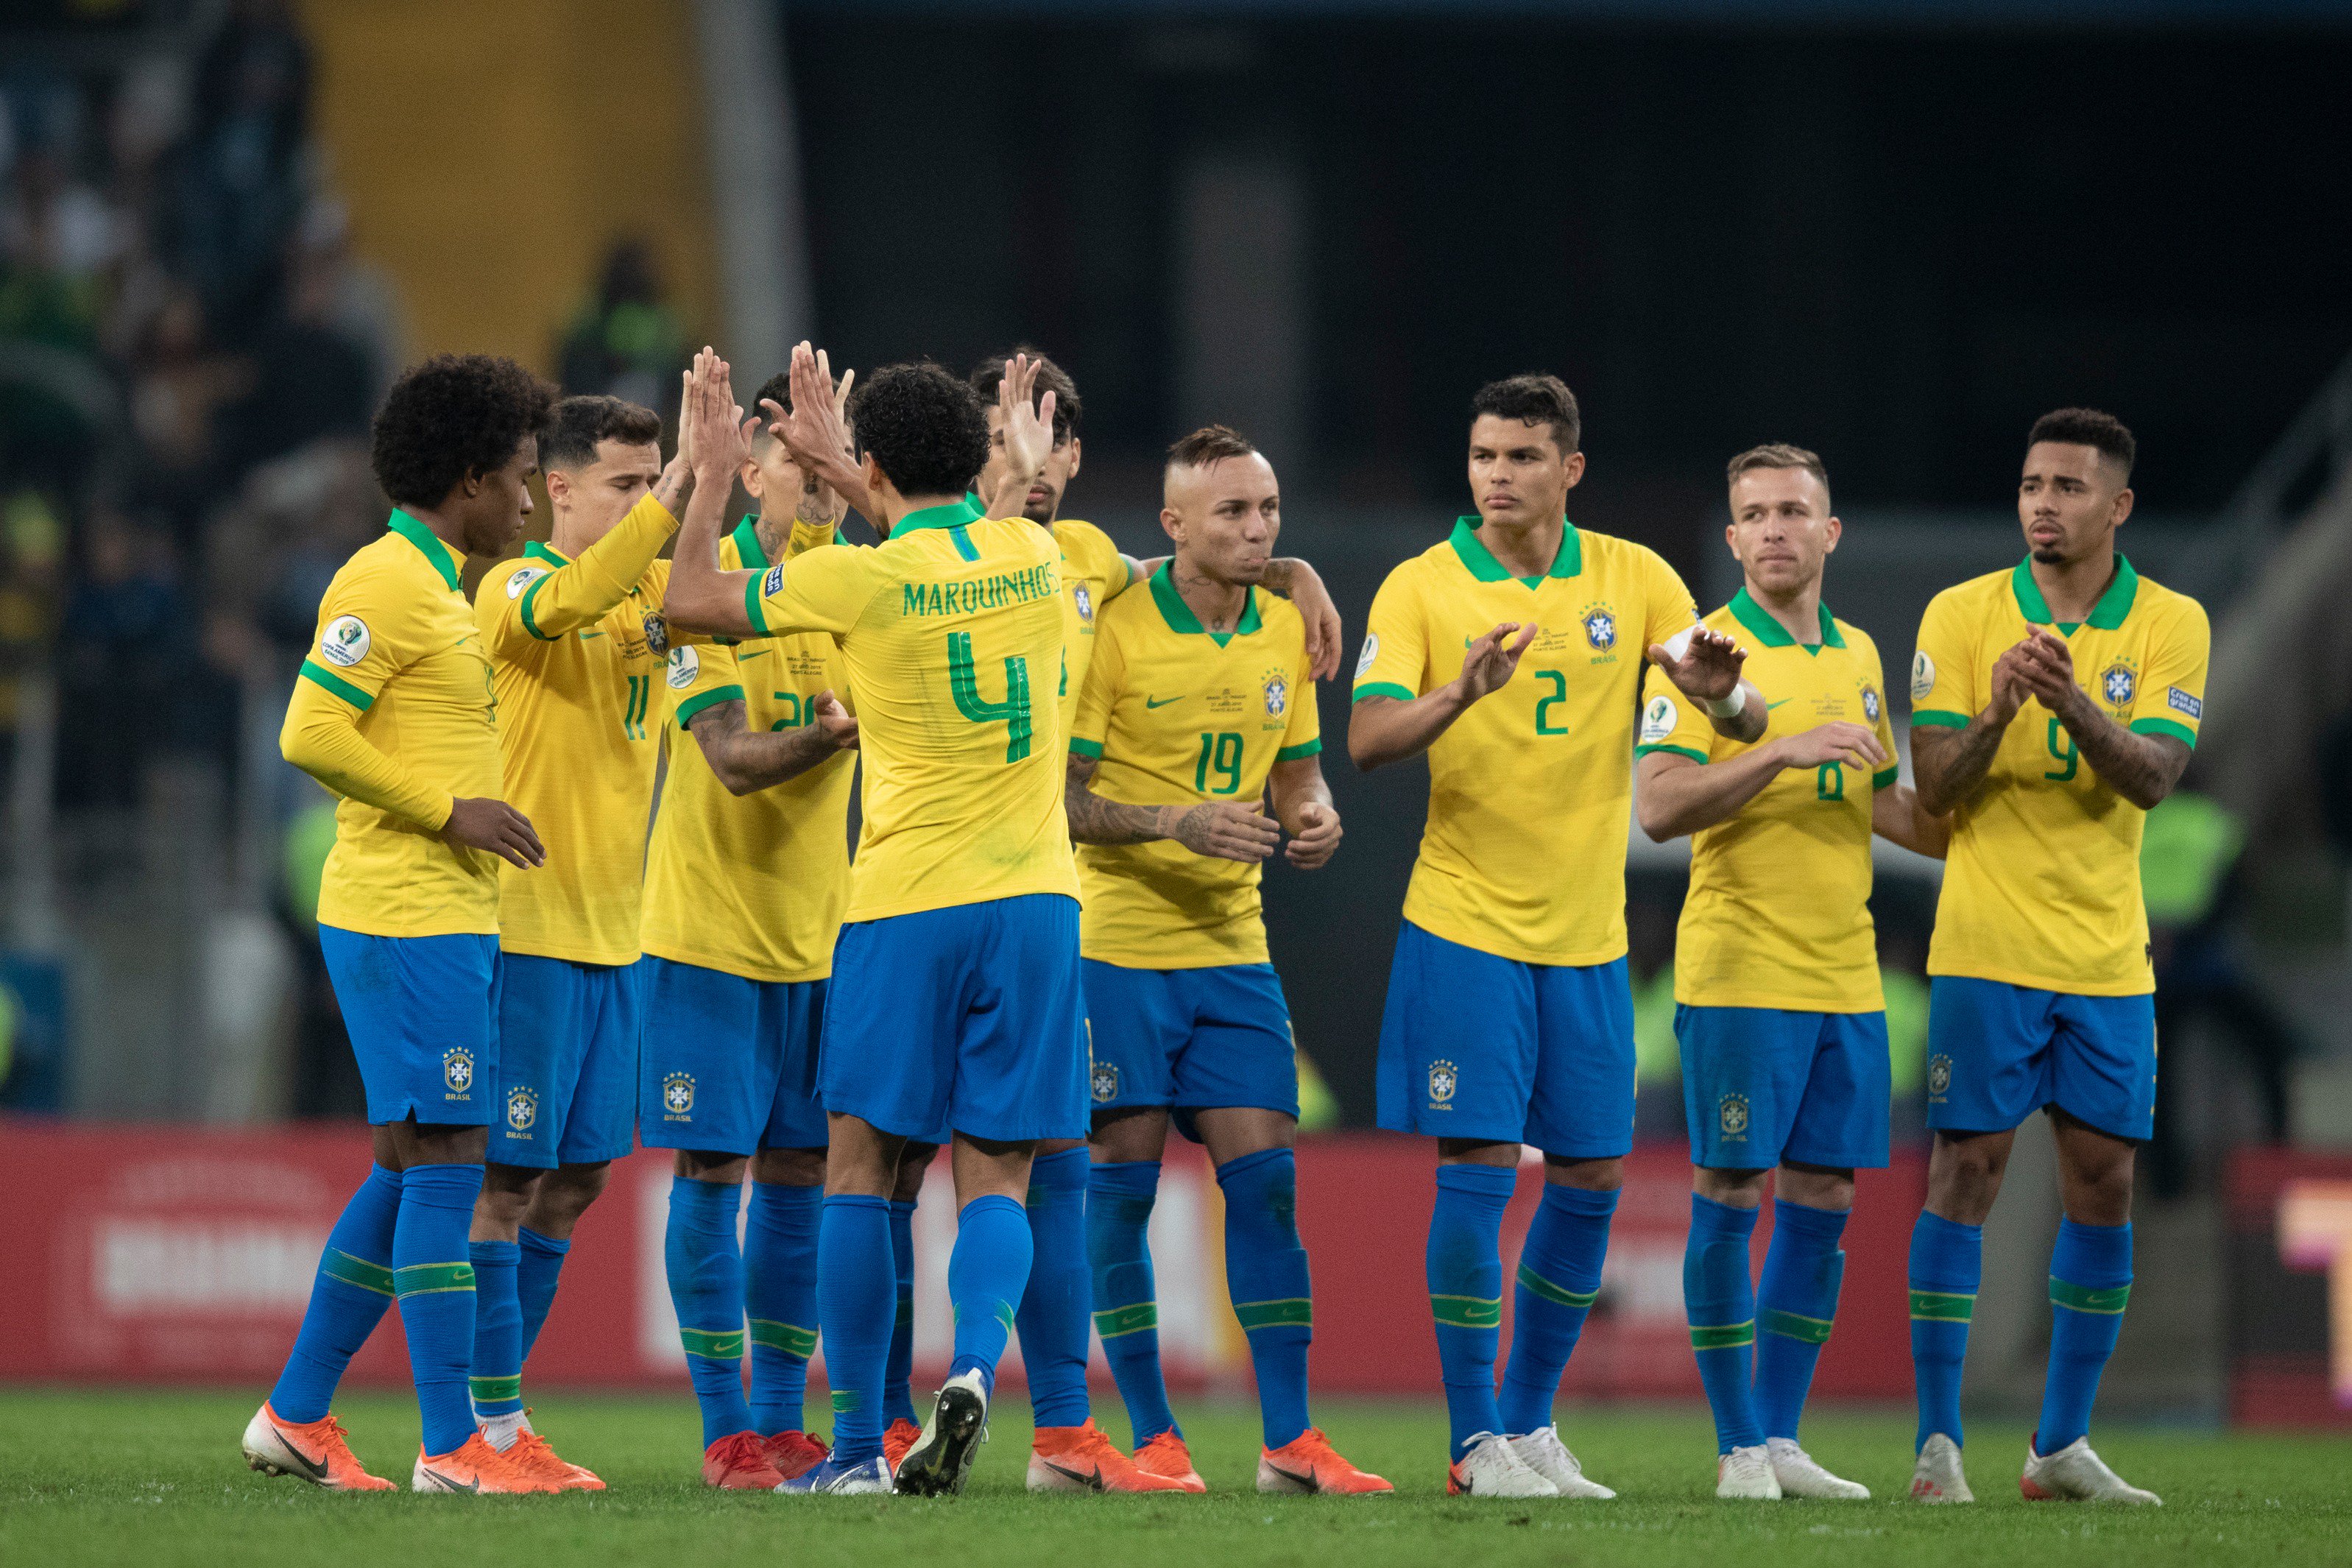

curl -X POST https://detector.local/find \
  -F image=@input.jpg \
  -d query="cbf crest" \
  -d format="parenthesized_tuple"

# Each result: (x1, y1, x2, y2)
(1427, 1058, 1459, 1108)
(643, 611, 670, 657)
(1861, 685, 1882, 724)
(1581, 602, 1617, 651)
(1090, 1059, 1119, 1104)
(662, 1072, 696, 1120)
(2100, 659, 2138, 709)
(1927, 1054, 1952, 1101)
(1073, 582, 1095, 624)
(506, 1086, 538, 1134)
(442, 1048, 474, 1098)
(1718, 1093, 1750, 1140)
(1262, 668, 1289, 718)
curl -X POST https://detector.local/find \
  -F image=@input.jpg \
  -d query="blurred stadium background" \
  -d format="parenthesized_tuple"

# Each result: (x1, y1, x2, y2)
(2, 0, 2350, 1433)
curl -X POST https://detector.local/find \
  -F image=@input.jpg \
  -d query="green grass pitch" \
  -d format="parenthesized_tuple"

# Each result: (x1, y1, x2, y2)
(3, 1389, 2345, 1567)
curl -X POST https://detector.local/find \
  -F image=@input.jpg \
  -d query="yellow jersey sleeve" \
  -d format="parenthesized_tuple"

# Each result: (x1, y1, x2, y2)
(1861, 632, 1901, 790)
(1634, 660, 1717, 766)
(1352, 564, 1431, 703)
(286, 551, 450, 827)
(744, 537, 889, 639)
(1639, 547, 1703, 652)
(1908, 585, 1981, 727)
(1068, 605, 1123, 756)
(484, 493, 678, 654)
(1277, 636, 1322, 760)
(2126, 595, 2208, 749)
(668, 638, 746, 730)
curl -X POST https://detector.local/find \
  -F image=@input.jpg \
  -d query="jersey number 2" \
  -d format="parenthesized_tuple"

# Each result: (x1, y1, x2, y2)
(948, 632, 1034, 763)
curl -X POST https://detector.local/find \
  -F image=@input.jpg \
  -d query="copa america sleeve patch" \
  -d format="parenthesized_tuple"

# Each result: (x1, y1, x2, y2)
(1639, 694, 1679, 744)
(318, 614, 371, 666)
(2167, 686, 2202, 719)
(1910, 650, 1936, 702)
(1355, 633, 1380, 677)
(763, 564, 786, 598)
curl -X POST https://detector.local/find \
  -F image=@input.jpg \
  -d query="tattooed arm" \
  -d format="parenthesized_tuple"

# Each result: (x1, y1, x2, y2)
(1064, 752, 1280, 862)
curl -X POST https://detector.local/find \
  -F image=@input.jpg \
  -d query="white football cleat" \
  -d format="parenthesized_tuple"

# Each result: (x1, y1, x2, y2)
(1508, 1426, 1615, 1499)
(892, 1369, 989, 1497)
(1446, 1430, 1558, 1498)
(2020, 1437, 2161, 1505)
(1909, 1433, 1973, 1503)
(1716, 1444, 1782, 1500)
(1767, 1437, 1869, 1500)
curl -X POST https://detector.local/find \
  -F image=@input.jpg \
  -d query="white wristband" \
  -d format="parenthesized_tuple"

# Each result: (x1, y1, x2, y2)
(1703, 686, 1748, 721)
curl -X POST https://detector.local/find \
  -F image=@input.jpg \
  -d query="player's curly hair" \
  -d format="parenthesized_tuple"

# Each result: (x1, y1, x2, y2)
(540, 395, 663, 473)
(847, 362, 989, 499)
(970, 348, 1081, 442)
(1470, 373, 1581, 456)
(2027, 406, 2136, 478)
(370, 354, 556, 506)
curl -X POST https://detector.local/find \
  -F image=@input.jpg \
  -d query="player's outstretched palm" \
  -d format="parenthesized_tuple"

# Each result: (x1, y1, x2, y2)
(1173, 801, 1281, 864)
(1777, 721, 1887, 772)
(443, 797, 545, 869)
(1648, 624, 1747, 701)
(809, 690, 858, 752)
(1458, 621, 1539, 703)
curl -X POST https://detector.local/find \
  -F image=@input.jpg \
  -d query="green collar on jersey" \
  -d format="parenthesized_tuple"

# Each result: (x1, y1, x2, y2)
(1728, 587, 1844, 653)
(1448, 515, 1582, 585)
(522, 539, 568, 567)
(387, 509, 464, 590)
(731, 515, 769, 571)
(1148, 561, 1262, 646)
(2011, 554, 2138, 631)
(892, 495, 986, 535)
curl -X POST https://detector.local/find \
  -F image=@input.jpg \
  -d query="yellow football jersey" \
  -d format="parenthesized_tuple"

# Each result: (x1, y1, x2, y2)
(640, 516, 856, 982)
(1910, 556, 2208, 995)
(283, 511, 501, 937)
(1354, 517, 1701, 966)
(746, 496, 1076, 922)
(1069, 566, 1321, 968)
(477, 492, 679, 966)
(1052, 517, 1131, 734)
(1638, 592, 1899, 1012)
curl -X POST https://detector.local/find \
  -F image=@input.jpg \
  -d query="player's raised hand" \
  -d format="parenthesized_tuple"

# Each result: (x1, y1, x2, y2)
(442, 797, 545, 869)
(1456, 621, 1539, 704)
(676, 346, 715, 471)
(1988, 640, 2038, 723)
(808, 690, 858, 752)
(997, 353, 1057, 484)
(1284, 801, 1343, 869)
(1288, 564, 1344, 681)
(771, 342, 857, 478)
(1774, 721, 1887, 772)
(1170, 801, 1282, 863)
(1649, 624, 1747, 701)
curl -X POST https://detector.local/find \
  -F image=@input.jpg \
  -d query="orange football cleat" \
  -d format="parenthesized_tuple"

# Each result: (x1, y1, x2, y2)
(506, 1429, 604, 1490)
(1257, 1428, 1394, 1495)
(412, 1433, 563, 1494)
(241, 1402, 395, 1491)
(1132, 1430, 1208, 1493)
(881, 1418, 922, 1472)
(761, 1429, 830, 1482)
(702, 1430, 787, 1490)
(1027, 1420, 1193, 1494)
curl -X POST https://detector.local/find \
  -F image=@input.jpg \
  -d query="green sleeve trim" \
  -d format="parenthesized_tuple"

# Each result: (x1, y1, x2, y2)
(1873, 766, 1901, 789)
(1634, 742, 1709, 765)
(518, 570, 557, 640)
(744, 572, 771, 637)
(2130, 716, 2197, 748)
(1275, 738, 1322, 762)
(674, 684, 744, 730)
(1352, 681, 1414, 705)
(299, 660, 374, 711)
(1067, 735, 1104, 759)
(1910, 709, 1969, 729)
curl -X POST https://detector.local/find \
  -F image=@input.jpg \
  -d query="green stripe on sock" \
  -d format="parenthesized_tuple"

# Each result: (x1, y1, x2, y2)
(1093, 1302, 1159, 1338)
(1232, 1297, 1314, 1331)
(1761, 1307, 1835, 1345)
(1689, 1320, 1755, 1350)
(1909, 1289, 1976, 1322)
(1515, 1262, 1600, 1310)
(392, 1262, 475, 1297)
(830, 1389, 861, 1413)
(748, 1318, 817, 1358)
(322, 1249, 395, 1296)
(2049, 1277, 2131, 1314)
(469, 1374, 521, 1403)
(679, 1326, 744, 1360)
(1430, 1293, 1502, 1329)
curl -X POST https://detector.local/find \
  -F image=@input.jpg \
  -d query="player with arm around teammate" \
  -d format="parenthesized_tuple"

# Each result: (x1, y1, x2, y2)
(1633, 444, 1948, 1500)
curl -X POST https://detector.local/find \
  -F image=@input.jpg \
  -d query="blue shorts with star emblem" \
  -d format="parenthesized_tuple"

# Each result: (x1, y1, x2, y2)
(487, 954, 642, 1169)
(1080, 959, 1297, 1138)
(1675, 1005, 1890, 1171)
(317, 926, 501, 1129)
(821, 894, 1088, 1143)
(1925, 977, 2155, 1142)
(638, 958, 830, 1155)
(1374, 920, 1634, 1156)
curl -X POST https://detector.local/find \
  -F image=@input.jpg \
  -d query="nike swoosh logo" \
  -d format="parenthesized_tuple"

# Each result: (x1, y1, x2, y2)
(1765, 699, 1790, 710)
(1041, 1458, 1105, 1491)
(577, 630, 604, 640)
(1267, 1463, 1318, 1492)
(1145, 695, 1182, 709)
(272, 1435, 329, 1481)
(739, 648, 772, 662)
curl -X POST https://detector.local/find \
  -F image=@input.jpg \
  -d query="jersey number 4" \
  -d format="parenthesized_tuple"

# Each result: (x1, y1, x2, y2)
(948, 632, 1033, 763)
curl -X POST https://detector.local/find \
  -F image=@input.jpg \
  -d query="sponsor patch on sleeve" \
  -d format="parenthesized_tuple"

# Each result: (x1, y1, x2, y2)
(2167, 686, 2202, 719)
(763, 564, 786, 598)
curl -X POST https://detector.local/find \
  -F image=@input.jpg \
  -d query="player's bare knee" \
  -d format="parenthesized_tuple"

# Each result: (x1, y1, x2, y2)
(1778, 1162, 1856, 1212)
(1694, 1165, 1770, 1207)
(752, 1146, 824, 1187)
(1090, 1107, 1168, 1164)
(889, 1139, 938, 1203)
(1437, 1137, 1519, 1168)
(1926, 1131, 2008, 1224)
(1544, 1153, 1624, 1193)
(676, 1148, 749, 1184)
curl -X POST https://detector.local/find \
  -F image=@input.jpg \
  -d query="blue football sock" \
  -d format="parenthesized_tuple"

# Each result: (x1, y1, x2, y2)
(884, 1198, 919, 1425)
(2035, 1218, 2132, 1455)
(1755, 1198, 1848, 1442)
(819, 1194, 897, 1464)
(1684, 1193, 1762, 1453)
(1219, 1148, 1315, 1449)
(269, 1163, 403, 1422)
(745, 1180, 822, 1436)
(947, 1194, 1033, 1399)
(515, 1225, 570, 1359)
(1428, 1162, 1515, 1461)
(1498, 1182, 1616, 1435)
(392, 1162, 485, 1457)
(467, 1240, 524, 1421)
(1017, 1147, 1093, 1428)
(1088, 1159, 1180, 1446)
(1908, 1209, 1982, 1452)
(665, 1176, 753, 1448)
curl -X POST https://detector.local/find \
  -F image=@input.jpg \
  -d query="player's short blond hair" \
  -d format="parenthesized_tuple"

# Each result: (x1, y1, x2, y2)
(1726, 443, 1830, 506)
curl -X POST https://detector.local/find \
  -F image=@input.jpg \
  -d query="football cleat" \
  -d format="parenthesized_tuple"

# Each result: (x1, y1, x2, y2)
(506, 1429, 603, 1491)
(1133, 1430, 1207, 1493)
(1716, 1444, 1782, 1500)
(2019, 1437, 2161, 1505)
(1509, 1426, 1616, 1500)
(1257, 1427, 1393, 1495)
(1909, 1433, 1973, 1503)
(777, 1454, 894, 1495)
(762, 1429, 830, 1483)
(893, 1370, 989, 1497)
(1767, 1437, 1868, 1500)
(241, 1402, 395, 1491)
(1447, 1430, 1558, 1498)
(412, 1433, 563, 1494)
(882, 1419, 922, 1472)
(702, 1430, 786, 1490)
(1028, 1420, 1191, 1494)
